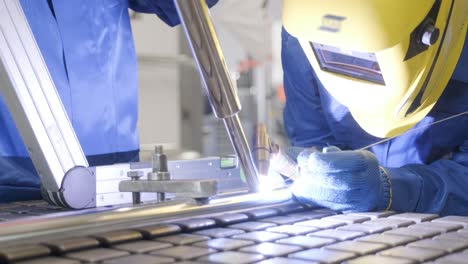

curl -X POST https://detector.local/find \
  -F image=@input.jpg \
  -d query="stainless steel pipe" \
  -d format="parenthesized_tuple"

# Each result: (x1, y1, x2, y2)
(174, 0, 260, 191)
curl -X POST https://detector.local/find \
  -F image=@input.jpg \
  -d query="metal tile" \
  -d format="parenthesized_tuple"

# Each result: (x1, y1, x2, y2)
(0, 244, 51, 262)
(42, 237, 100, 254)
(15, 257, 80, 264)
(434, 232, 468, 241)
(434, 252, 468, 264)
(194, 227, 245, 238)
(239, 242, 303, 257)
(409, 222, 463, 233)
(344, 255, 416, 264)
(276, 235, 335, 248)
(408, 238, 468, 253)
(321, 215, 371, 224)
(347, 211, 397, 220)
(211, 213, 249, 225)
(193, 238, 254, 251)
(256, 257, 318, 264)
(231, 231, 288, 243)
(379, 246, 445, 262)
(198, 251, 265, 264)
(244, 208, 279, 219)
(155, 233, 210, 245)
(228, 221, 277, 231)
(105, 254, 174, 264)
(135, 224, 181, 238)
(389, 213, 439, 223)
(274, 203, 307, 214)
(66, 248, 129, 262)
(91, 230, 142, 246)
(259, 216, 308, 225)
(266, 224, 318, 236)
(289, 248, 356, 263)
(287, 211, 335, 220)
(113, 240, 172, 253)
(433, 216, 468, 227)
(383, 227, 441, 239)
(151, 245, 216, 260)
(325, 241, 388, 255)
(337, 223, 391, 234)
(175, 218, 216, 231)
(363, 218, 415, 229)
(307, 229, 365, 241)
(357, 234, 418, 246)
(294, 219, 345, 229)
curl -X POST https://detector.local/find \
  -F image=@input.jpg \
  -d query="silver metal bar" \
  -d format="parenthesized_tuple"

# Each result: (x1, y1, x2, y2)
(174, 0, 260, 192)
(0, 188, 292, 245)
(119, 179, 218, 199)
(0, 0, 92, 207)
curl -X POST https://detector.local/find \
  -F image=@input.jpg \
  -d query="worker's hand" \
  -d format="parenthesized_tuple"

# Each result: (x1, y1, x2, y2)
(291, 148, 391, 213)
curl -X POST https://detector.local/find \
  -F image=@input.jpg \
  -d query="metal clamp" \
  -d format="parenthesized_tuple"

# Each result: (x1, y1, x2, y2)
(119, 146, 218, 204)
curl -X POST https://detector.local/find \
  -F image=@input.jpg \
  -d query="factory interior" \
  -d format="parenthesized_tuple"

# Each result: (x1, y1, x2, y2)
(0, 0, 467, 263)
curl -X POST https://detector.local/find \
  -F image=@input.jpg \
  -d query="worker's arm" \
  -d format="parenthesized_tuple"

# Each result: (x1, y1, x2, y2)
(281, 27, 336, 148)
(387, 142, 468, 215)
(128, 0, 219, 27)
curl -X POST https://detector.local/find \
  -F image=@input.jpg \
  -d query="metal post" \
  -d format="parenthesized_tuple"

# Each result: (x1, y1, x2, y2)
(174, 0, 260, 192)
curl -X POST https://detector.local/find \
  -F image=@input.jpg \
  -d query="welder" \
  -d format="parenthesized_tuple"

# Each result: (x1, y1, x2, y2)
(280, 0, 468, 215)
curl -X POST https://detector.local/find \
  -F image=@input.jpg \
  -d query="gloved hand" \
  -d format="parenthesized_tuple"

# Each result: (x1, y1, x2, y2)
(291, 148, 392, 213)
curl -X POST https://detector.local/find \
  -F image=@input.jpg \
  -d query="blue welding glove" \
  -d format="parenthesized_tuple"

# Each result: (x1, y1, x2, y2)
(291, 148, 391, 213)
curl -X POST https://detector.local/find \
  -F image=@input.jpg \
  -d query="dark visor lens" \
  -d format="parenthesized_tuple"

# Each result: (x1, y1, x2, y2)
(311, 42, 385, 85)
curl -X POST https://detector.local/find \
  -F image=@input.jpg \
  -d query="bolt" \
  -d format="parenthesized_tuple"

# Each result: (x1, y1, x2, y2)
(149, 145, 170, 202)
(421, 24, 440, 46)
(127, 170, 144, 204)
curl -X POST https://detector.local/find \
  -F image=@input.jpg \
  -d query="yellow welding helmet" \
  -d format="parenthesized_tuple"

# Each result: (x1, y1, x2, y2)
(283, 0, 468, 138)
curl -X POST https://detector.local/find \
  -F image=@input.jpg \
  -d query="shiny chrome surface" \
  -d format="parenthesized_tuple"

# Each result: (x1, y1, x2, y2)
(174, 0, 260, 192)
(0, 189, 292, 245)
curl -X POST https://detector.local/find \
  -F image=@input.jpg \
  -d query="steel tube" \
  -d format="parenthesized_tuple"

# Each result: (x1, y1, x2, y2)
(174, 0, 260, 192)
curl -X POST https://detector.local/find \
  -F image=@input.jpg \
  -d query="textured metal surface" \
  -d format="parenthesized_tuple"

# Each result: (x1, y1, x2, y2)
(3, 202, 468, 263)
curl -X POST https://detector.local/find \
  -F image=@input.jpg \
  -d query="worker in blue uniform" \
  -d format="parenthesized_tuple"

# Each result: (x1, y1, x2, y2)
(0, 0, 217, 202)
(281, 1, 468, 215)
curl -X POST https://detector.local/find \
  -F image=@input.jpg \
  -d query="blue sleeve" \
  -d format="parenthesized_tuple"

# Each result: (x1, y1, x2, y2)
(282, 27, 335, 148)
(128, 0, 219, 27)
(388, 140, 468, 216)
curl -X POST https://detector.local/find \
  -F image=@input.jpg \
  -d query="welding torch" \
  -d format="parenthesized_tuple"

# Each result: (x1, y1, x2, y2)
(253, 124, 299, 185)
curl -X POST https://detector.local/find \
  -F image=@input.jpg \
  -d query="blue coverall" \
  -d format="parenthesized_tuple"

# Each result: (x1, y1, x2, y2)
(282, 27, 468, 215)
(0, 0, 215, 202)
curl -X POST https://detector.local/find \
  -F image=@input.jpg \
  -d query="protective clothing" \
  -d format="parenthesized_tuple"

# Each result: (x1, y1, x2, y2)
(292, 148, 391, 213)
(282, 27, 468, 215)
(0, 0, 217, 202)
(283, 0, 468, 138)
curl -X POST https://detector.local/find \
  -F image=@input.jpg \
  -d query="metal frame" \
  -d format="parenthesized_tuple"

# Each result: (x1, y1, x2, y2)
(0, 0, 94, 208)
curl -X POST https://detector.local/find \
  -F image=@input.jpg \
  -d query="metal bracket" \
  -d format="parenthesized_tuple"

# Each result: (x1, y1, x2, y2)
(119, 179, 218, 199)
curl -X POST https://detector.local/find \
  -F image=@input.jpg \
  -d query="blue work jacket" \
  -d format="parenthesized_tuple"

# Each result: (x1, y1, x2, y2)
(0, 0, 216, 202)
(282, 27, 468, 215)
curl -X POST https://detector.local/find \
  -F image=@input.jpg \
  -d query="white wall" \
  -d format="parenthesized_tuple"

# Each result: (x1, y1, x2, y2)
(131, 14, 181, 159)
